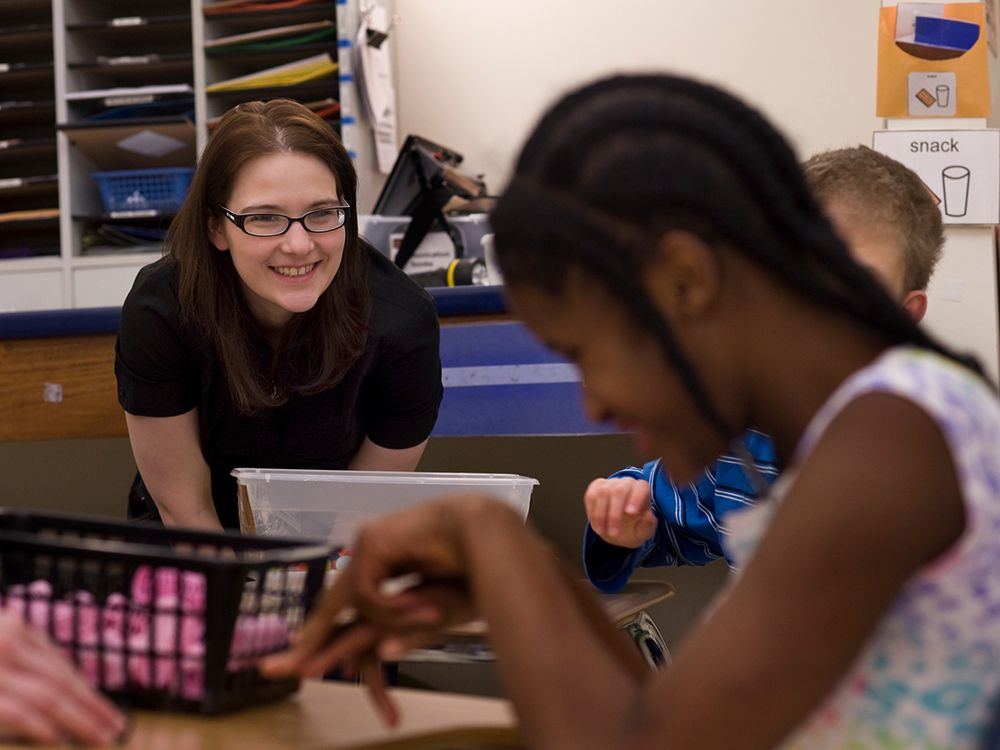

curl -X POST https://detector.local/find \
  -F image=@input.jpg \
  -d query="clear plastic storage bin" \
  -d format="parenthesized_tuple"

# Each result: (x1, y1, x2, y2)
(233, 469, 538, 546)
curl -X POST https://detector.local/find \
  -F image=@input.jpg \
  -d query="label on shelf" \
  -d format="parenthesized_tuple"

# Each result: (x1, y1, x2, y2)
(0, 178, 24, 189)
(104, 56, 153, 66)
(110, 17, 147, 27)
(109, 210, 158, 218)
(104, 95, 155, 106)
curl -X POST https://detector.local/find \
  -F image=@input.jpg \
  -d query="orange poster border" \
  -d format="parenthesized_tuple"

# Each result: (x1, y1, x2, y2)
(876, 3, 990, 118)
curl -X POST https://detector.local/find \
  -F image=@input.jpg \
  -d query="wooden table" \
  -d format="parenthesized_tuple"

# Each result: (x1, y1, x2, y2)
(0, 681, 521, 750)
(598, 580, 676, 625)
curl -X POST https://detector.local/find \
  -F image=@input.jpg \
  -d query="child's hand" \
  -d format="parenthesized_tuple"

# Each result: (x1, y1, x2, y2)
(0, 611, 127, 746)
(261, 495, 494, 726)
(584, 477, 656, 549)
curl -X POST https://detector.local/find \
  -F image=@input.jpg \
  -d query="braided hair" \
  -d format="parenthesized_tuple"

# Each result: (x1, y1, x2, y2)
(491, 74, 983, 442)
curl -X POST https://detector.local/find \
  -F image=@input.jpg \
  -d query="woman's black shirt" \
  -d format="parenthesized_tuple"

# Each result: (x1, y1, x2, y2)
(115, 248, 443, 529)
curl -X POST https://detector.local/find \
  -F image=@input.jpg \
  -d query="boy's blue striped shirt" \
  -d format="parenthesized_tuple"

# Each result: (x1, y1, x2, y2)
(582, 429, 780, 593)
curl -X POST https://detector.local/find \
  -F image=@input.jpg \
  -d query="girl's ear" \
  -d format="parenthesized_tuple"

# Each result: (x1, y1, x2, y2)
(646, 230, 721, 321)
(208, 215, 229, 252)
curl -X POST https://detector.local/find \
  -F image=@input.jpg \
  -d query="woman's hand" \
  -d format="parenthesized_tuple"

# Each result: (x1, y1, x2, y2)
(261, 495, 492, 722)
(584, 477, 657, 549)
(0, 611, 126, 746)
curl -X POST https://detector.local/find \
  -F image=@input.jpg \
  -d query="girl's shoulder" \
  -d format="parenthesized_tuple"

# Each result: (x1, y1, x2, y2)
(796, 346, 1000, 466)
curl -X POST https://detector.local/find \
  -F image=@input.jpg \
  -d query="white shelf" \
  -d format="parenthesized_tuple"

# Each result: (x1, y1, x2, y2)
(0, 256, 62, 274)
(72, 251, 163, 269)
(0, 0, 385, 310)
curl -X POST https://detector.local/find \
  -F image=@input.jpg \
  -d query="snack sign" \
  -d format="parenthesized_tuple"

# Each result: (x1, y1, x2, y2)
(873, 129, 1000, 224)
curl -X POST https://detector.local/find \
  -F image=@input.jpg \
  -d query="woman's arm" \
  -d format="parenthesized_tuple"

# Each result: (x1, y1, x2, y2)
(124, 408, 223, 532)
(348, 437, 428, 472)
(266, 392, 964, 750)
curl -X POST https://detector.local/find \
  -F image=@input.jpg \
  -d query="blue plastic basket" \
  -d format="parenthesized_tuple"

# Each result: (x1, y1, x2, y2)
(92, 167, 195, 214)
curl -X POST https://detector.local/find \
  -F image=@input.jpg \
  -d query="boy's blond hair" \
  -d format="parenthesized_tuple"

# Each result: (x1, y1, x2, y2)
(803, 146, 944, 293)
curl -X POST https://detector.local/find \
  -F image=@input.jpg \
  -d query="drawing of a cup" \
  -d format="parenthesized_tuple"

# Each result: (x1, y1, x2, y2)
(942, 165, 970, 217)
(936, 85, 950, 107)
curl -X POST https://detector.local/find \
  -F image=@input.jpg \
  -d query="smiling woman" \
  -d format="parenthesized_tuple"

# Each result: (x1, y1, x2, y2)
(114, 99, 443, 532)
(208, 151, 348, 330)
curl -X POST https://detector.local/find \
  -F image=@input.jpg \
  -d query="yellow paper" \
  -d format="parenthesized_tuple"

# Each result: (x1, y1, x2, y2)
(877, 3, 990, 117)
(206, 53, 338, 92)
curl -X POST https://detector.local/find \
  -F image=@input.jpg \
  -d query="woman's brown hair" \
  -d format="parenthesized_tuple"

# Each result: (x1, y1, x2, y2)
(167, 99, 371, 414)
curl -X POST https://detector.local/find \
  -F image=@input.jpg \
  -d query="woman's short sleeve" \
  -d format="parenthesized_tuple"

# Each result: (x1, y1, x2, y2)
(115, 258, 200, 417)
(364, 277, 443, 450)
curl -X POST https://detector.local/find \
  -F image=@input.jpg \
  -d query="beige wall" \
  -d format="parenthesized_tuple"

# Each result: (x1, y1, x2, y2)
(388, 0, 883, 199)
(924, 227, 1000, 383)
(383, 0, 999, 377)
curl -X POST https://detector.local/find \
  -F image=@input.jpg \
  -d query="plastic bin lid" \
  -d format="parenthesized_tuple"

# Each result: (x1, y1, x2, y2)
(231, 468, 538, 486)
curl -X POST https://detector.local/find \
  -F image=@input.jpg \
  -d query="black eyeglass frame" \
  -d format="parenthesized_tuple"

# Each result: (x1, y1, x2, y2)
(219, 204, 352, 237)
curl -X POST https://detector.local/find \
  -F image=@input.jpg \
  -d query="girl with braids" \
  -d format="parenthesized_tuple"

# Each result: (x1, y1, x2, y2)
(115, 99, 443, 532)
(264, 75, 1000, 749)
(582, 146, 946, 588)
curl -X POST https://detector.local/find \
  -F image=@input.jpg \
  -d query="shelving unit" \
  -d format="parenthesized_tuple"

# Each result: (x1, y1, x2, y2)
(0, 0, 381, 312)
(51, 0, 195, 310)
(202, 2, 341, 122)
(0, 0, 59, 311)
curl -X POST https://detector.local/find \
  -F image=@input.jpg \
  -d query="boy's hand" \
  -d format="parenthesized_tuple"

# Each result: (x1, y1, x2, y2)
(584, 477, 656, 549)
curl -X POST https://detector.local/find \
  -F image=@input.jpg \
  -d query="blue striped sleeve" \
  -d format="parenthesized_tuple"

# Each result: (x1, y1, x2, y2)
(582, 430, 779, 592)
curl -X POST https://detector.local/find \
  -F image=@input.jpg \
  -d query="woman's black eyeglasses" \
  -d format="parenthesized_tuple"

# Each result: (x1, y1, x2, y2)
(219, 205, 351, 237)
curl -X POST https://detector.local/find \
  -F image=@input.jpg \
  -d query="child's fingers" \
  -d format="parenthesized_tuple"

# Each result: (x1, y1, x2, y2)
(624, 480, 652, 515)
(583, 479, 612, 534)
(6, 617, 126, 745)
(0, 690, 66, 746)
(262, 615, 376, 679)
(264, 566, 362, 676)
(297, 621, 383, 679)
(0, 662, 121, 746)
(360, 658, 399, 727)
(605, 481, 634, 537)
(374, 581, 475, 632)
(377, 634, 425, 662)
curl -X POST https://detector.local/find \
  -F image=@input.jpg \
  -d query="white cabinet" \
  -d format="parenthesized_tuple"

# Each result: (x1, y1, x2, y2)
(0, 259, 63, 312)
(71, 252, 161, 307)
(0, 0, 382, 310)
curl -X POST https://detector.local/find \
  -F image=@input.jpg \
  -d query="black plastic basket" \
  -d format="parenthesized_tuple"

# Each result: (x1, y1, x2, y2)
(0, 510, 337, 714)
